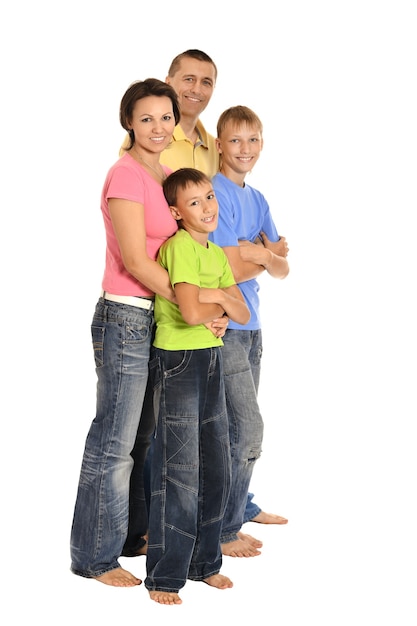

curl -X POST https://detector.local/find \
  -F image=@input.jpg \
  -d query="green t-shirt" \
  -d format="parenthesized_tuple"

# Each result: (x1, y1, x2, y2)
(154, 228, 236, 350)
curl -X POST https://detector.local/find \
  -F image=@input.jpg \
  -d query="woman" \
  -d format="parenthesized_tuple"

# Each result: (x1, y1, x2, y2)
(70, 79, 181, 587)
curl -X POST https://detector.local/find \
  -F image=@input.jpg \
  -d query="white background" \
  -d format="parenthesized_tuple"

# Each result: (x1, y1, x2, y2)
(2, 1, 416, 624)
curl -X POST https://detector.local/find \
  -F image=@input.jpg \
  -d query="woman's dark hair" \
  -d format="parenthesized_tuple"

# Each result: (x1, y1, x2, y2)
(120, 78, 180, 150)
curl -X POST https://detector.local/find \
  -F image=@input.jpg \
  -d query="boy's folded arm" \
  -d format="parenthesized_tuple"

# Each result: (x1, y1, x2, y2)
(219, 285, 250, 325)
(175, 283, 224, 326)
(224, 244, 265, 283)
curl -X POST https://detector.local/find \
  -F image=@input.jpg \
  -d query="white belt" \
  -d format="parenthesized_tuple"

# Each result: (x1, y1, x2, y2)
(100, 290, 154, 311)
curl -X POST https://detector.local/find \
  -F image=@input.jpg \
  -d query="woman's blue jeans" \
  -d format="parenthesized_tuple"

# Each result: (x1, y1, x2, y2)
(70, 298, 155, 578)
(145, 347, 231, 593)
(220, 329, 264, 544)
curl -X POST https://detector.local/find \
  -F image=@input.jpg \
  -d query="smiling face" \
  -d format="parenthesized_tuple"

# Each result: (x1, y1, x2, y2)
(166, 57, 216, 119)
(170, 180, 218, 245)
(129, 95, 176, 155)
(216, 120, 263, 184)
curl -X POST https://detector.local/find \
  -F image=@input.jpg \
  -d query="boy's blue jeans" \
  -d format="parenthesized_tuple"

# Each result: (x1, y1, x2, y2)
(70, 299, 155, 578)
(220, 329, 264, 544)
(145, 347, 231, 593)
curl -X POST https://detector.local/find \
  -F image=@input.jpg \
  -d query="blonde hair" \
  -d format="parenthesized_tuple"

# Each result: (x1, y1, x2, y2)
(217, 105, 263, 138)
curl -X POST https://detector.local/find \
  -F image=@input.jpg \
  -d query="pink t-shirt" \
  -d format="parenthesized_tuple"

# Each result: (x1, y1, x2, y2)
(100, 153, 177, 296)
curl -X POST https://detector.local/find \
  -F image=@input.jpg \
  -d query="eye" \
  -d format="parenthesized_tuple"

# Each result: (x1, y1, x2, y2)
(207, 193, 215, 200)
(202, 79, 213, 87)
(163, 114, 172, 121)
(249, 137, 259, 143)
(141, 117, 152, 123)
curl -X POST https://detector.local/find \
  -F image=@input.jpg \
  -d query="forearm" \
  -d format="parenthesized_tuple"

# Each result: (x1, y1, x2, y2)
(234, 242, 267, 282)
(200, 288, 250, 325)
(124, 257, 175, 301)
(262, 250, 290, 279)
(233, 261, 265, 283)
(180, 301, 224, 326)
(220, 293, 250, 325)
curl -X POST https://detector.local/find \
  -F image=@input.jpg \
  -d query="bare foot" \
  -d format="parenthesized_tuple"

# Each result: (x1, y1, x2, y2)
(237, 531, 263, 548)
(95, 567, 142, 587)
(204, 573, 233, 589)
(149, 590, 182, 605)
(251, 511, 288, 524)
(221, 537, 261, 558)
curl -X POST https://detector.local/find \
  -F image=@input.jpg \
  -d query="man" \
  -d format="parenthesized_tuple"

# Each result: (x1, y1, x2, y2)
(161, 49, 219, 177)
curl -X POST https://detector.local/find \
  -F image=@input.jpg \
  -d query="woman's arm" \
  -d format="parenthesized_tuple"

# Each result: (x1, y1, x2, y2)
(108, 198, 175, 301)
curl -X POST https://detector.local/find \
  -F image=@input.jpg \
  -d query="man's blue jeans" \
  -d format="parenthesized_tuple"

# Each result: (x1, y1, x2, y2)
(70, 299, 155, 578)
(145, 347, 231, 593)
(220, 329, 264, 544)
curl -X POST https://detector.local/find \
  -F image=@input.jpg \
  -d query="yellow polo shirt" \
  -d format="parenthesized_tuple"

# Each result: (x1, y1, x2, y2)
(119, 120, 219, 179)
(160, 120, 219, 179)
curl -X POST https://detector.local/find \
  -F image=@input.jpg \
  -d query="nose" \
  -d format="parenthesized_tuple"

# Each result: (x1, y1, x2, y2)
(152, 120, 163, 132)
(190, 81, 205, 95)
(202, 198, 212, 213)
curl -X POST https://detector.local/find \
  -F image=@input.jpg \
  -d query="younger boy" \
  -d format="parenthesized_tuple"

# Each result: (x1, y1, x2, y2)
(209, 106, 290, 558)
(145, 168, 250, 605)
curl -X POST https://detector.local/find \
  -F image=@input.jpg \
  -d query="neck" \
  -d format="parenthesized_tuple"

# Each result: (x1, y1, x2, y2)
(182, 226, 209, 248)
(220, 166, 246, 188)
(133, 146, 159, 165)
(179, 115, 199, 143)
(132, 147, 166, 182)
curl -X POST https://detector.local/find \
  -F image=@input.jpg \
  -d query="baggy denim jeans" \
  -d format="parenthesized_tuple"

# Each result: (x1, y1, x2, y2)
(70, 298, 155, 578)
(145, 347, 231, 593)
(220, 329, 264, 544)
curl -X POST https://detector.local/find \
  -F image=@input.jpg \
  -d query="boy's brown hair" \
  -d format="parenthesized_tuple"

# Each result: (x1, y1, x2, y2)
(163, 167, 211, 207)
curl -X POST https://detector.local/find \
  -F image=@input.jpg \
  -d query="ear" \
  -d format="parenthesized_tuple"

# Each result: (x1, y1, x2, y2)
(215, 138, 222, 154)
(169, 205, 182, 221)
(165, 75, 171, 85)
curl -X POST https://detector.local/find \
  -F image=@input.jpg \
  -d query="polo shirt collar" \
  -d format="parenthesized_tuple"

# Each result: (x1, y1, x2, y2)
(172, 119, 209, 149)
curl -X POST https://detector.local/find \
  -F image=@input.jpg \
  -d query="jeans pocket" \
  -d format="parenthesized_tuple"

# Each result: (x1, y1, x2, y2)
(162, 350, 192, 378)
(125, 321, 150, 344)
(91, 325, 105, 368)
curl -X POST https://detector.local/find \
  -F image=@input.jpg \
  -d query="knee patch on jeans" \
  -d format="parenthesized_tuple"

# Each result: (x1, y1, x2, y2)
(246, 446, 262, 464)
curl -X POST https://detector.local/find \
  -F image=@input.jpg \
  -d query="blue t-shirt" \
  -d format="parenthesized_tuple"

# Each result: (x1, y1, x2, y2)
(208, 173, 280, 330)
